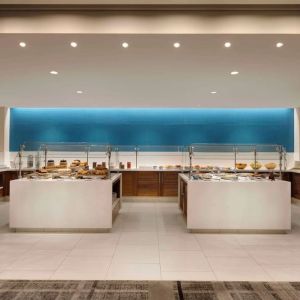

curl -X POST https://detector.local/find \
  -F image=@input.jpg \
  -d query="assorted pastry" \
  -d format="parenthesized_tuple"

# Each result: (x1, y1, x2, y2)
(28, 159, 109, 180)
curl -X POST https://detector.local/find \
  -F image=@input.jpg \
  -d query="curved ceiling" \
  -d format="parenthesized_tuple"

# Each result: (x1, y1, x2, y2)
(0, 34, 299, 108)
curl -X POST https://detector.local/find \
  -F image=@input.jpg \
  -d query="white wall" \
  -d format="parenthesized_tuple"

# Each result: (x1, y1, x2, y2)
(0, 107, 9, 167)
(294, 108, 300, 162)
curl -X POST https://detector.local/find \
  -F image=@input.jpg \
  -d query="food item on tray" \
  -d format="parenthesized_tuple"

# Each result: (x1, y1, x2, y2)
(79, 161, 88, 167)
(95, 169, 108, 176)
(70, 160, 81, 168)
(47, 160, 55, 168)
(56, 168, 71, 175)
(77, 169, 89, 176)
(236, 163, 247, 170)
(59, 160, 68, 168)
(265, 162, 277, 170)
(238, 173, 251, 177)
(250, 162, 262, 170)
(220, 167, 232, 172)
(96, 164, 105, 170)
(166, 165, 174, 169)
(221, 174, 237, 180)
(200, 173, 213, 180)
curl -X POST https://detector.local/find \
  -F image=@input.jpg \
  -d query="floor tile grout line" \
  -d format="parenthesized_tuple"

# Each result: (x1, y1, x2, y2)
(49, 234, 85, 279)
(105, 228, 123, 280)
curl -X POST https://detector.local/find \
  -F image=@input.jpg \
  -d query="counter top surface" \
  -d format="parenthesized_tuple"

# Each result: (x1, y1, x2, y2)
(179, 173, 287, 184)
(14, 173, 121, 183)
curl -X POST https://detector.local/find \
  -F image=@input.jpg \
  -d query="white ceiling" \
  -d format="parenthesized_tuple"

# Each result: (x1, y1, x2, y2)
(0, 34, 300, 108)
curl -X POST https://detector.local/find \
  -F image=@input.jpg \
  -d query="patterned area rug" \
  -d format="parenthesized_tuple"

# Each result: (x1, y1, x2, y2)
(175, 281, 300, 300)
(0, 280, 300, 300)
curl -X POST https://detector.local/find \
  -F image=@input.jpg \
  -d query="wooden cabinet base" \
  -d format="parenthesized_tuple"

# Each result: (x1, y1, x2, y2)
(121, 171, 180, 197)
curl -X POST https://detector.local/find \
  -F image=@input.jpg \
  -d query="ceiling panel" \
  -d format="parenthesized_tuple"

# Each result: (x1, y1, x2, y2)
(0, 34, 299, 108)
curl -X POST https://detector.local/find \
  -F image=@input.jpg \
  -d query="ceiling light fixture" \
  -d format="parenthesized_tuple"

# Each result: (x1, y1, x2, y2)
(173, 42, 181, 48)
(76, 90, 83, 94)
(224, 42, 231, 48)
(50, 70, 58, 75)
(230, 71, 239, 75)
(122, 42, 129, 48)
(70, 42, 78, 48)
(210, 91, 217, 94)
(276, 42, 284, 48)
(19, 42, 26, 48)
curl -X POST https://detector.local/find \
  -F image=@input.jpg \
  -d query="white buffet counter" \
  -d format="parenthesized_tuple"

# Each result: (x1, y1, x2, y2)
(179, 174, 291, 233)
(10, 174, 121, 232)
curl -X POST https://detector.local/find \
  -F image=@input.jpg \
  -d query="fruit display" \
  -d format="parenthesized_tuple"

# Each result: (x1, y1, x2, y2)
(236, 163, 247, 170)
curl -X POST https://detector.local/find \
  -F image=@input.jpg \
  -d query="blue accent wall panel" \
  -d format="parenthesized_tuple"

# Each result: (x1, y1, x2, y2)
(9, 108, 294, 152)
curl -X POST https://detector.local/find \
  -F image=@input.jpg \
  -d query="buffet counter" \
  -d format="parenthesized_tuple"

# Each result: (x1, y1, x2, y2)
(179, 174, 291, 233)
(9, 174, 121, 232)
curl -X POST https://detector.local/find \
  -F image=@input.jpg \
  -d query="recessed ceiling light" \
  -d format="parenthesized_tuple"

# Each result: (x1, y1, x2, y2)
(70, 42, 78, 48)
(122, 42, 129, 48)
(76, 90, 83, 94)
(173, 42, 181, 48)
(50, 70, 58, 75)
(224, 42, 231, 48)
(210, 91, 217, 94)
(230, 71, 239, 75)
(276, 42, 284, 48)
(19, 42, 26, 48)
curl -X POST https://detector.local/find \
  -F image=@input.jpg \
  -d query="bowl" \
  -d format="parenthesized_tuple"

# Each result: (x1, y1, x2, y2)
(250, 162, 262, 170)
(236, 163, 247, 170)
(265, 162, 277, 170)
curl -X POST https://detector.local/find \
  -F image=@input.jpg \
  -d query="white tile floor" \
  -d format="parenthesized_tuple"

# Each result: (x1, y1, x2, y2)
(1, 201, 300, 281)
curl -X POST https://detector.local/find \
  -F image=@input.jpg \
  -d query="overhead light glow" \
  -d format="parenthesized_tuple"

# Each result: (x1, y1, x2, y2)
(76, 90, 83, 94)
(50, 70, 58, 75)
(224, 42, 231, 48)
(173, 42, 181, 48)
(230, 71, 239, 75)
(210, 91, 217, 94)
(122, 42, 129, 48)
(70, 42, 78, 48)
(19, 42, 26, 48)
(276, 42, 284, 48)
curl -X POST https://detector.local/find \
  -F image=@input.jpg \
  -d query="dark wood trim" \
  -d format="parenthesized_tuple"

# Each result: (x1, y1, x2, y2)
(1, 4, 300, 12)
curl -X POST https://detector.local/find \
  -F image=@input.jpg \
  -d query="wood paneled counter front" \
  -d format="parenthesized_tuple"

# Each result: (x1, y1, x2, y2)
(115, 170, 181, 197)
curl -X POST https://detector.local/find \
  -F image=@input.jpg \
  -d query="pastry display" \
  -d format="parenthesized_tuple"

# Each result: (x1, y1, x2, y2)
(59, 160, 68, 168)
(47, 160, 55, 168)
(265, 162, 277, 170)
(250, 162, 262, 170)
(70, 160, 81, 167)
(79, 161, 88, 167)
(236, 163, 247, 170)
